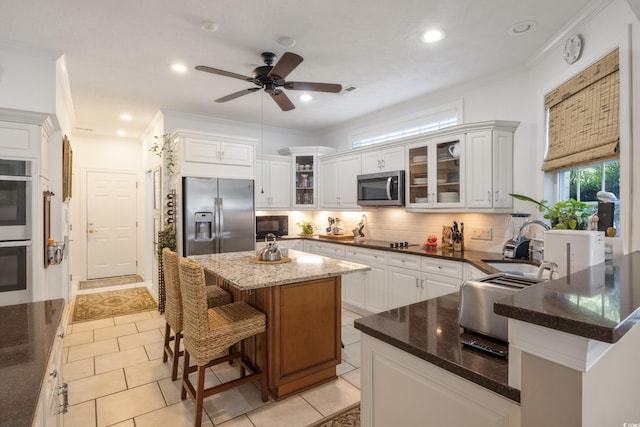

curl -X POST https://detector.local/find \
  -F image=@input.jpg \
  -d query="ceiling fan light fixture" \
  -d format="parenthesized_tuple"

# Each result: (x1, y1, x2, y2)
(508, 21, 537, 36)
(421, 29, 446, 43)
(299, 94, 313, 102)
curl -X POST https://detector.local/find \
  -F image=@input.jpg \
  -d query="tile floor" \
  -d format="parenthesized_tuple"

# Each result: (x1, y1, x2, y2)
(62, 304, 363, 427)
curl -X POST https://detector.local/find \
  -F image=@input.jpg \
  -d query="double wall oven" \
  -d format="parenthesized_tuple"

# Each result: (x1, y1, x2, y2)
(0, 159, 32, 303)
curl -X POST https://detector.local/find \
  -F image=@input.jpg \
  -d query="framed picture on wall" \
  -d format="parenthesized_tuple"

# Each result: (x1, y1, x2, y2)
(62, 135, 73, 201)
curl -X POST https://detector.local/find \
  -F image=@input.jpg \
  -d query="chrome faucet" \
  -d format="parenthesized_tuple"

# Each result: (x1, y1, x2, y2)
(517, 220, 551, 241)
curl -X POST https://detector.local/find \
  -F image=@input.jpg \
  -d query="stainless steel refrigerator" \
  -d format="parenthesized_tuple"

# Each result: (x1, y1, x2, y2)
(182, 177, 255, 256)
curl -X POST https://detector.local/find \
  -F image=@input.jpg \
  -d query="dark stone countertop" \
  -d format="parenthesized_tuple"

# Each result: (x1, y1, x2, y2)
(0, 299, 66, 427)
(495, 251, 640, 343)
(354, 293, 520, 403)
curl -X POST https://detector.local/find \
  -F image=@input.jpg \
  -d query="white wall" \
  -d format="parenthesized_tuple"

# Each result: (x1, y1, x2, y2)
(69, 134, 145, 282)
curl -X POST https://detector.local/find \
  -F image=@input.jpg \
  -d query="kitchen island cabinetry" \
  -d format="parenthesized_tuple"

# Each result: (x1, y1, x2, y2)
(255, 156, 291, 209)
(465, 128, 514, 210)
(318, 153, 361, 209)
(191, 250, 368, 399)
(361, 334, 520, 426)
(360, 145, 405, 174)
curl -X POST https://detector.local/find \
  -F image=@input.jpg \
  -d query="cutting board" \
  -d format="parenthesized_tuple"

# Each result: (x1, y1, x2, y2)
(318, 234, 354, 241)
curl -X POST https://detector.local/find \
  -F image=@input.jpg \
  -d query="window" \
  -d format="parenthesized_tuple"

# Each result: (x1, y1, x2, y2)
(351, 107, 459, 149)
(558, 160, 620, 233)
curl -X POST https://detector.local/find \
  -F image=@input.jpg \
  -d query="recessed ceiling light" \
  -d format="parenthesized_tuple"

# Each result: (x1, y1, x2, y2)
(120, 114, 132, 121)
(171, 63, 187, 72)
(117, 130, 126, 136)
(508, 21, 537, 36)
(421, 29, 446, 43)
(277, 36, 296, 47)
(200, 20, 218, 32)
(299, 94, 313, 102)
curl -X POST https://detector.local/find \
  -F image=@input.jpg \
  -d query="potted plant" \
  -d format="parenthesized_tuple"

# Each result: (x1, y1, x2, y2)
(296, 219, 319, 236)
(509, 193, 597, 230)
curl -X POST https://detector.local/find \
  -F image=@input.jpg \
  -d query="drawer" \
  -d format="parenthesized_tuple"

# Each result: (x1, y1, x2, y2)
(421, 257, 463, 278)
(387, 252, 421, 270)
(345, 247, 388, 265)
(314, 242, 346, 258)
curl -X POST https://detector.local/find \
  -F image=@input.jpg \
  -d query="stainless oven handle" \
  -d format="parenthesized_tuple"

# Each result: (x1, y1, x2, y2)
(386, 177, 393, 200)
(0, 240, 31, 247)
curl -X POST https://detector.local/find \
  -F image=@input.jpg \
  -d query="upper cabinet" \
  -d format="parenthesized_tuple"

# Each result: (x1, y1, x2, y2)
(170, 130, 255, 179)
(319, 153, 362, 209)
(361, 146, 405, 174)
(256, 156, 291, 209)
(406, 134, 464, 209)
(279, 146, 336, 210)
(465, 128, 514, 210)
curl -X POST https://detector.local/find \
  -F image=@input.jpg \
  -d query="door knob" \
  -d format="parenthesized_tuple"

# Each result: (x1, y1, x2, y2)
(88, 228, 97, 234)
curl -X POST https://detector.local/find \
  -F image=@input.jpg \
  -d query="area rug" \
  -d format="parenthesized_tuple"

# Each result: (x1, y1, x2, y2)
(78, 274, 144, 290)
(71, 287, 157, 323)
(310, 403, 360, 427)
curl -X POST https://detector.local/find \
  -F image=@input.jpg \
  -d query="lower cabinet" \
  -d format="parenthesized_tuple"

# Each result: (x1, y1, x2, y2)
(344, 247, 388, 313)
(361, 335, 521, 427)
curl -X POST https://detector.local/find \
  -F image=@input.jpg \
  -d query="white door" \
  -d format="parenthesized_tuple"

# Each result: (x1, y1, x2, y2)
(86, 171, 137, 279)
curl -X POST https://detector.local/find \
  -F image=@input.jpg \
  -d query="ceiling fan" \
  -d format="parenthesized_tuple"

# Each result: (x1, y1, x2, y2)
(195, 51, 342, 111)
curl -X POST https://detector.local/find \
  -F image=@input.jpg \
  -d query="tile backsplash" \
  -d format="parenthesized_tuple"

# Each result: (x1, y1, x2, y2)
(260, 208, 544, 254)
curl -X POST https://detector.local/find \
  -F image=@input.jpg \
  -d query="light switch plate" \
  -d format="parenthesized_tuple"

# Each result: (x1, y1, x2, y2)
(471, 227, 492, 240)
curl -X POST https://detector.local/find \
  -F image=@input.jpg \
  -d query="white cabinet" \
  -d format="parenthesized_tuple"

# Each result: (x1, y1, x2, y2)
(465, 129, 513, 209)
(388, 254, 463, 308)
(319, 153, 361, 209)
(361, 146, 405, 174)
(361, 335, 521, 427)
(256, 238, 303, 251)
(279, 146, 337, 209)
(306, 240, 346, 259)
(344, 247, 388, 313)
(406, 134, 465, 209)
(255, 156, 291, 209)
(170, 130, 255, 179)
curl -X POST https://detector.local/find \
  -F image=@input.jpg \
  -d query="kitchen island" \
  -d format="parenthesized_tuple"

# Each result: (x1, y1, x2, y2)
(189, 249, 369, 399)
(355, 251, 640, 427)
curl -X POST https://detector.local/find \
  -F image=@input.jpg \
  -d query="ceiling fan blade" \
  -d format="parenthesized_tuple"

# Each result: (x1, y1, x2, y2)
(270, 90, 295, 111)
(215, 87, 261, 103)
(285, 82, 342, 93)
(267, 52, 303, 80)
(195, 65, 259, 84)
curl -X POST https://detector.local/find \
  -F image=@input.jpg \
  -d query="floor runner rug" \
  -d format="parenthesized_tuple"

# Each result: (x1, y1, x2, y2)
(71, 287, 157, 323)
(78, 274, 144, 290)
(309, 403, 360, 427)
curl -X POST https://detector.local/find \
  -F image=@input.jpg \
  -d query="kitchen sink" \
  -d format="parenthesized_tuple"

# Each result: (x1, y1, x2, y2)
(484, 261, 550, 279)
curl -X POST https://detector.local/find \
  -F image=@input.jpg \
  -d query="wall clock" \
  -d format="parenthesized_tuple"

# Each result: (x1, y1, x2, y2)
(563, 34, 583, 64)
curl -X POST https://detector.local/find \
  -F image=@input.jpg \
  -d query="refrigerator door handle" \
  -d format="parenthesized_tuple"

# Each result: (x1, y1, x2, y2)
(217, 197, 224, 252)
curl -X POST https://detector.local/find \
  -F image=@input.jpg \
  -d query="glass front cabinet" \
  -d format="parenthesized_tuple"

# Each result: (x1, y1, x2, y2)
(406, 135, 464, 208)
(279, 146, 336, 209)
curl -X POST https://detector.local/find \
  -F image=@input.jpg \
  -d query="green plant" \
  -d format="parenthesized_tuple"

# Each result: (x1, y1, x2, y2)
(509, 193, 597, 230)
(296, 219, 318, 235)
(149, 134, 175, 174)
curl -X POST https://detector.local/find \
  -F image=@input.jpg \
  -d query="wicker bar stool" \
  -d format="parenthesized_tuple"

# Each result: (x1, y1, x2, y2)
(161, 248, 232, 381)
(178, 257, 268, 427)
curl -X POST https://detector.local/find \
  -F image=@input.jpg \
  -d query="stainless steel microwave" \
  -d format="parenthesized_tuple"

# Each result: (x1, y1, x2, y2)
(357, 170, 405, 206)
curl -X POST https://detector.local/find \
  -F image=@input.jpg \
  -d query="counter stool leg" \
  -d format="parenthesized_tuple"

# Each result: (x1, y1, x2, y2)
(163, 323, 172, 363)
(181, 350, 190, 400)
(194, 366, 206, 427)
(172, 332, 182, 381)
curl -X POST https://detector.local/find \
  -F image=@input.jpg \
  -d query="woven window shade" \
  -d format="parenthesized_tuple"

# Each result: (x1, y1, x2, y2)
(542, 49, 620, 172)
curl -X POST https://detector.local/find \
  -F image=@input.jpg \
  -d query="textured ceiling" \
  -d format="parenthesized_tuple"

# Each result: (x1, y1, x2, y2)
(0, 0, 595, 137)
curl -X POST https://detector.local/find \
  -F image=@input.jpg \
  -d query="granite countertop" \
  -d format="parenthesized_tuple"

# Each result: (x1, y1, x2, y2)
(495, 251, 640, 343)
(354, 293, 520, 403)
(189, 249, 370, 290)
(0, 299, 66, 427)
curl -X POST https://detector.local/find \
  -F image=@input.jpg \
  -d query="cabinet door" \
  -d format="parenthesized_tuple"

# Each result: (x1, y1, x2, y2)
(293, 154, 317, 208)
(337, 154, 361, 207)
(184, 136, 222, 163)
(344, 271, 366, 308)
(319, 158, 340, 208)
(492, 130, 513, 208)
(465, 130, 493, 209)
(269, 160, 291, 208)
(406, 142, 430, 206)
(380, 146, 405, 171)
(361, 151, 383, 174)
(220, 142, 253, 166)
(365, 263, 388, 312)
(432, 135, 464, 207)
(388, 266, 420, 309)
(421, 273, 460, 300)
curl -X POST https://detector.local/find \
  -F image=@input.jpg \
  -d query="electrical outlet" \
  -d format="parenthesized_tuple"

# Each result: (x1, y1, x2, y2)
(471, 227, 492, 240)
